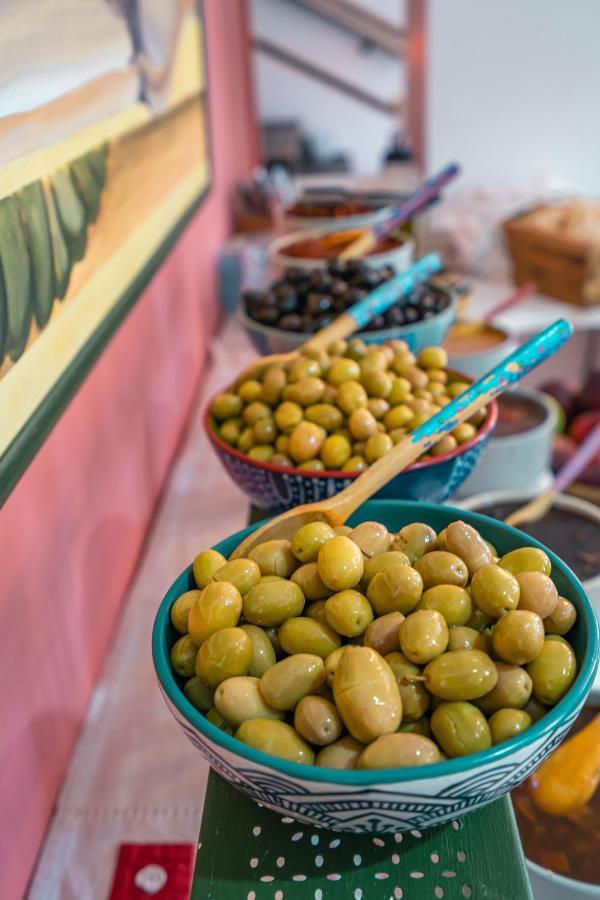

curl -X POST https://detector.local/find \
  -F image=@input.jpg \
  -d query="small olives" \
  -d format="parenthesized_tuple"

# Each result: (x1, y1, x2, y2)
(188, 581, 242, 645)
(447, 625, 489, 654)
(241, 624, 277, 676)
(367, 564, 423, 615)
(195, 627, 253, 687)
(324, 646, 345, 687)
(399, 609, 449, 665)
(444, 521, 493, 576)
(170, 589, 201, 634)
(291, 521, 336, 562)
(476, 662, 532, 715)
(315, 735, 364, 769)
(318, 536, 364, 591)
(385, 651, 431, 721)
(324, 590, 373, 637)
(516, 572, 558, 619)
(391, 522, 438, 563)
(249, 540, 297, 577)
(260, 654, 326, 710)
(364, 611, 405, 656)
(279, 616, 341, 658)
(289, 421, 325, 462)
(431, 702, 491, 757)
(294, 695, 343, 745)
(544, 596, 577, 635)
(243, 579, 305, 626)
(170, 635, 198, 677)
(213, 558, 261, 595)
(418, 584, 472, 626)
(183, 676, 214, 712)
(362, 551, 409, 587)
(424, 650, 498, 700)
(333, 646, 402, 743)
(488, 708, 532, 744)
(500, 547, 551, 577)
(526, 638, 576, 705)
(491, 610, 545, 665)
(291, 563, 332, 600)
(349, 521, 390, 558)
(193, 550, 226, 588)
(357, 733, 442, 769)
(471, 564, 520, 617)
(414, 551, 468, 589)
(214, 676, 284, 727)
(236, 719, 314, 764)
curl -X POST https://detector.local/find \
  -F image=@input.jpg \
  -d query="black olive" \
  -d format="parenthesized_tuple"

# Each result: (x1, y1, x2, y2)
(284, 267, 306, 283)
(306, 293, 333, 315)
(244, 289, 268, 308)
(330, 278, 349, 297)
(404, 306, 420, 323)
(312, 314, 334, 330)
(278, 313, 304, 331)
(359, 270, 382, 289)
(252, 306, 281, 325)
(386, 306, 406, 325)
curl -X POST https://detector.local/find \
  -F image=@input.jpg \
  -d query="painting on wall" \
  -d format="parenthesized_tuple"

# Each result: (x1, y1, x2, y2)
(0, 0, 211, 503)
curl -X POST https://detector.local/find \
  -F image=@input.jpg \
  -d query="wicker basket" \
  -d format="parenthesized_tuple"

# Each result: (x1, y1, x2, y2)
(504, 205, 600, 306)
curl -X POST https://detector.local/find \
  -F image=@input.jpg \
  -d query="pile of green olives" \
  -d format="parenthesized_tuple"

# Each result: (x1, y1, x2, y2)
(169, 518, 578, 770)
(209, 339, 488, 472)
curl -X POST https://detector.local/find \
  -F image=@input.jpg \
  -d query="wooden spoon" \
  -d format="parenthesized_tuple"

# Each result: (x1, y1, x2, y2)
(231, 319, 573, 557)
(505, 421, 600, 528)
(529, 714, 600, 815)
(235, 252, 441, 385)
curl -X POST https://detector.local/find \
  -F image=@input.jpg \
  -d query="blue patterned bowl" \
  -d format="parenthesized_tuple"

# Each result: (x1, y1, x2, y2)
(205, 397, 497, 513)
(153, 500, 599, 835)
(239, 295, 456, 358)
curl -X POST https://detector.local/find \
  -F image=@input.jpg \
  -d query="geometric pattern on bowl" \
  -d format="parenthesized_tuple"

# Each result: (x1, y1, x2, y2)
(153, 500, 599, 834)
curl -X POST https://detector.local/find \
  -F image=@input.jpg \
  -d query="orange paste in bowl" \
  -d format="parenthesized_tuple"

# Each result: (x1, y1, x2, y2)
(282, 229, 405, 260)
(444, 323, 507, 355)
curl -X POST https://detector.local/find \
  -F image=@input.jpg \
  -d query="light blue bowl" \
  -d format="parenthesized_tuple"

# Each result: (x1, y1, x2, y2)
(153, 500, 599, 834)
(239, 294, 456, 357)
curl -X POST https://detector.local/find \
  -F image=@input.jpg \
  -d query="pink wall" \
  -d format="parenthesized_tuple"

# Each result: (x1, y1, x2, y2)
(0, 4, 257, 898)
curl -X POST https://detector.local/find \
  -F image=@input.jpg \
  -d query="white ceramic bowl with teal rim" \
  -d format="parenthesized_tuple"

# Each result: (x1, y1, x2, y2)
(152, 500, 599, 835)
(282, 203, 394, 234)
(269, 226, 415, 273)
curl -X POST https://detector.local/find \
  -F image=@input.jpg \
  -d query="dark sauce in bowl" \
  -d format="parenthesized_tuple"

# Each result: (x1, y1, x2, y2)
(287, 200, 379, 218)
(495, 393, 548, 437)
(513, 706, 600, 887)
(476, 503, 600, 581)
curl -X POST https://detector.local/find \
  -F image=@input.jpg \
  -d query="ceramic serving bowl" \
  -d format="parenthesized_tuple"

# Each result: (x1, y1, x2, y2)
(269, 226, 415, 273)
(282, 202, 393, 234)
(205, 387, 497, 513)
(445, 325, 518, 380)
(239, 292, 456, 358)
(153, 499, 599, 835)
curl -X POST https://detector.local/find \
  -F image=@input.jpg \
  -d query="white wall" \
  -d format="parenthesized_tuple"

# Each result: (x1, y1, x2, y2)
(423, 0, 600, 192)
(250, 0, 405, 174)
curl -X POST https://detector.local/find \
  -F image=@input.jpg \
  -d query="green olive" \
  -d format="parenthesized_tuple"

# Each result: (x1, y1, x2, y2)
(385, 651, 431, 721)
(170, 634, 198, 677)
(324, 590, 373, 637)
(284, 377, 326, 407)
(384, 404, 414, 431)
(236, 719, 314, 764)
(357, 733, 442, 769)
(399, 609, 449, 664)
(213, 558, 261, 596)
(291, 521, 336, 563)
(183, 676, 214, 712)
(279, 616, 341, 657)
(289, 357, 322, 382)
(366, 397, 390, 420)
(328, 338, 348, 356)
(274, 401, 303, 433)
(297, 459, 325, 472)
(214, 676, 284, 727)
(491, 610, 545, 665)
(489, 708, 532, 744)
(500, 547, 552, 577)
(387, 375, 412, 405)
(424, 649, 498, 700)
(364, 611, 405, 656)
(471, 564, 520, 617)
(237, 427, 255, 453)
(237, 379, 263, 403)
(348, 406, 377, 439)
(188, 581, 242, 645)
(261, 365, 286, 406)
(243, 401, 272, 426)
(291, 563, 332, 600)
(447, 625, 489, 653)
(475, 662, 532, 714)
(260, 653, 326, 710)
(211, 392, 243, 421)
(333, 646, 402, 743)
(367, 564, 423, 616)
(315, 735, 364, 769)
(243, 578, 305, 626)
(526, 638, 577, 705)
(414, 551, 469, 589)
(431, 702, 491, 757)
(337, 381, 368, 416)
(294, 695, 343, 746)
(365, 432, 393, 462)
(343, 455, 368, 472)
(349, 521, 390, 558)
(328, 357, 361, 386)
(289, 421, 325, 462)
(170, 589, 201, 634)
(324, 646, 345, 687)
(195, 627, 253, 687)
(361, 551, 410, 588)
(252, 418, 277, 444)
(318, 536, 364, 591)
(206, 707, 233, 734)
(516, 572, 559, 619)
(306, 599, 329, 626)
(361, 368, 393, 398)
(466, 607, 495, 632)
(544, 596, 577, 635)
(444, 521, 493, 575)
(418, 584, 472, 626)
(320, 434, 352, 469)
(247, 445, 274, 463)
(193, 550, 226, 588)
(305, 403, 343, 431)
(249, 540, 297, 578)
(240, 624, 277, 676)
(399, 717, 431, 737)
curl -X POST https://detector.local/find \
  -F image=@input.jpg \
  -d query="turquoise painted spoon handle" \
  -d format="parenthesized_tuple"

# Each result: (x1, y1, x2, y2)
(328, 319, 574, 521)
(304, 252, 442, 351)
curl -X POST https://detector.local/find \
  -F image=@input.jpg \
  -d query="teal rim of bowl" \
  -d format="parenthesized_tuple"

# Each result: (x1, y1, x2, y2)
(152, 500, 600, 786)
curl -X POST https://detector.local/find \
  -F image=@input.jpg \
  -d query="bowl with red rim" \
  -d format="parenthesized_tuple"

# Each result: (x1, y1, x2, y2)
(205, 397, 498, 513)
